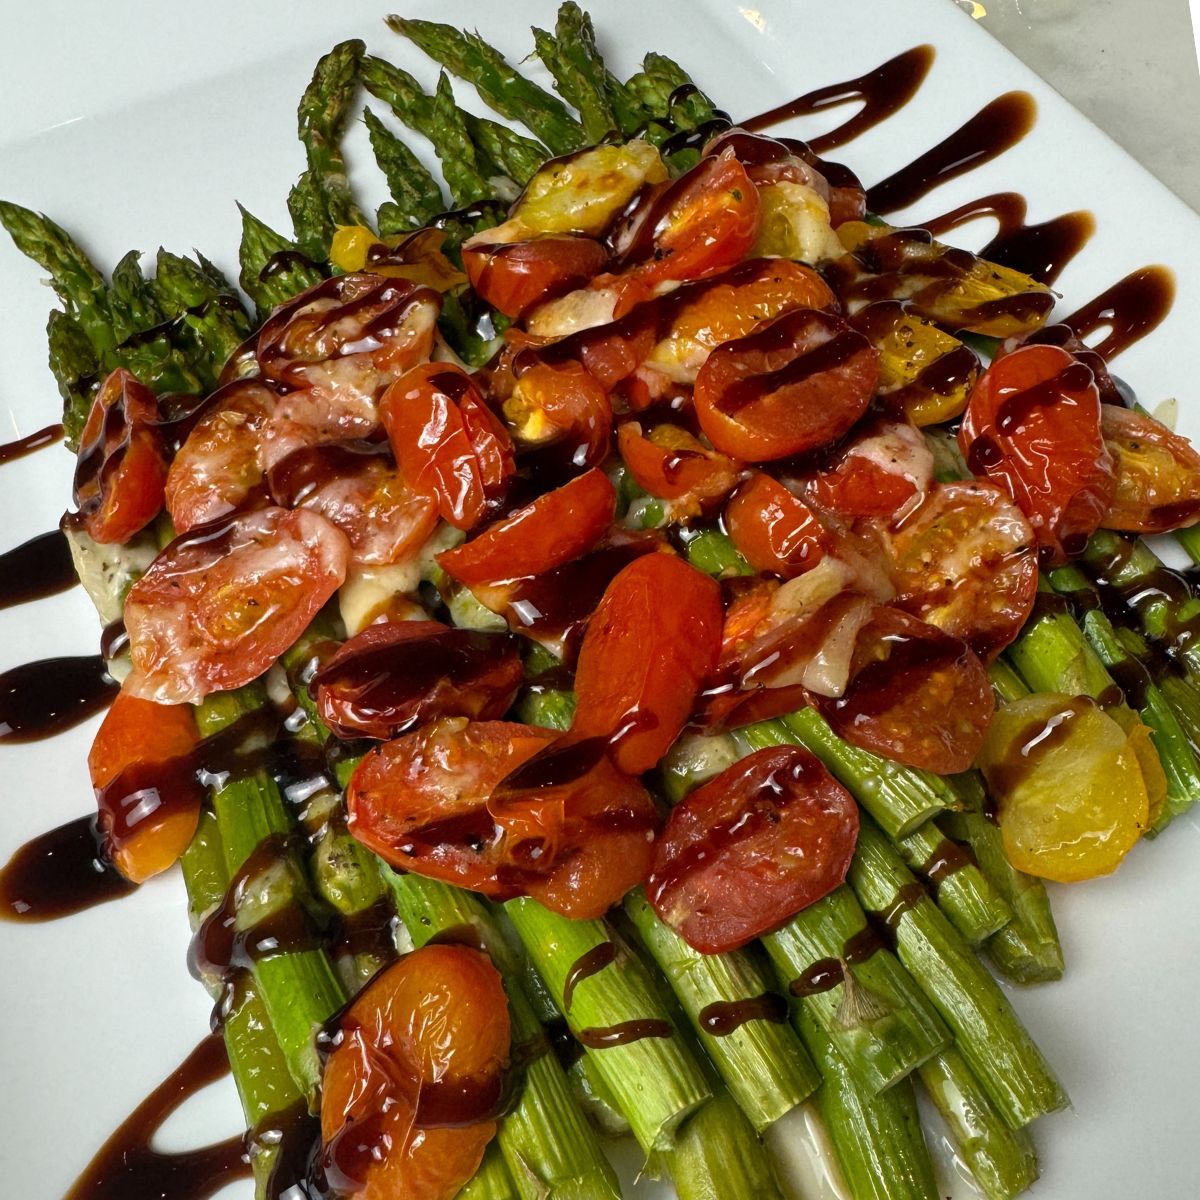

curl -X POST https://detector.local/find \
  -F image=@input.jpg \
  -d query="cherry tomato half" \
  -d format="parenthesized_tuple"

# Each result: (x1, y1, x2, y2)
(321, 944, 509, 1200)
(381, 364, 515, 531)
(463, 233, 611, 319)
(312, 621, 524, 740)
(1100, 404, 1200, 532)
(694, 309, 879, 462)
(648, 744, 859, 953)
(124, 506, 350, 704)
(869, 480, 1037, 663)
(88, 688, 203, 883)
(726, 472, 833, 579)
(73, 368, 167, 544)
(437, 468, 615, 589)
(959, 344, 1114, 565)
(502, 359, 613, 475)
(815, 605, 993, 774)
(617, 423, 739, 509)
(571, 554, 723, 774)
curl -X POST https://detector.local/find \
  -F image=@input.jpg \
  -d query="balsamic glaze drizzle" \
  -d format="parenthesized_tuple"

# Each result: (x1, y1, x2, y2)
(0, 655, 117, 742)
(0, 529, 77, 609)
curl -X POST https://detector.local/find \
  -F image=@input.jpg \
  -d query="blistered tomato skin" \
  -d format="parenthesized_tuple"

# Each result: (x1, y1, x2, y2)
(464, 234, 611, 318)
(617, 423, 739, 508)
(312, 620, 524, 740)
(123, 506, 350, 705)
(959, 344, 1114, 565)
(320, 944, 509, 1200)
(725, 472, 832, 579)
(73, 368, 168, 545)
(694, 308, 880, 462)
(1099, 404, 1200, 533)
(648, 745, 859, 954)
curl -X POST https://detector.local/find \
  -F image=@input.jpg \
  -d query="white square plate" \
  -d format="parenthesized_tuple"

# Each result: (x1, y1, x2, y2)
(2, 2, 1199, 1197)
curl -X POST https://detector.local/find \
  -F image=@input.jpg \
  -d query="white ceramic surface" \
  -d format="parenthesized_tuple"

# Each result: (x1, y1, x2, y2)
(2, 2, 1199, 1197)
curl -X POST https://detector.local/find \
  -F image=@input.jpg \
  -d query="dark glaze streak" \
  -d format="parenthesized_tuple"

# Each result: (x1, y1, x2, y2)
(789, 957, 844, 997)
(0, 815, 135, 922)
(0, 529, 77, 609)
(0, 655, 117, 742)
(988, 698, 1092, 797)
(0, 422, 64, 465)
(875, 882, 928, 935)
(867, 92, 1038, 215)
(1060, 266, 1176, 360)
(743, 45, 936, 154)
(562, 941, 618, 1011)
(920, 838, 976, 891)
(65, 1033, 250, 1200)
(698, 992, 789, 1035)
(575, 1019, 674, 1049)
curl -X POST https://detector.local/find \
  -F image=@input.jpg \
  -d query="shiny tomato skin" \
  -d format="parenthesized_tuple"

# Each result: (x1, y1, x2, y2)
(88, 688, 203, 883)
(694, 309, 880, 461)
(648, 745, 859, 953)
(725, 472, 832, 579)
(380, 364, 515, 531)
(816, 606, 994, 774)
(959, 344, 1113, 565)
(617, 423, 739, 507)
(571, 554, 723, 774)
(74, 368, 168, 544)
(1100, 404, 1200, 532)
(321, 945, 508, 1200)
(124, 506, 350, 705)
(313, 621, 524, 740)
(464, 234, 610, 318)
(870, 480, 1037, 662)
(437, 468, 616, 589)
(502, 359, 613, 475)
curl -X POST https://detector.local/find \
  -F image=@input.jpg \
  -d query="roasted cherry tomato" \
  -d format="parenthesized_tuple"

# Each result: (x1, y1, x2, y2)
(501, 359, 612, 475)
(463, 234, 611, 319)
(959, 344, 1114, 565)
(437, 468, 616, 589)
(166, 380, 276, 533)
(694, 309, 879, 462)
(977, 694, 1152, 882)
(381, 364, 515, 531)
(321, 944, 509, 1200)
(72, 368, 168, 544)
(725, 472, 833, 579)
(869, 480, 1037, 662)
(617, 423, 739, 510)
(648, 745, 859, 953)
(801, 419, 932, 520)
(312, 621, 524, 740)
(256, 273, 441, 402)
(266, 442, 439, 566)
(124, 506, 350, 704)
(814, 605, 993, 774)
(571, 554, 723, 774)
(88, 688, 203, 883)
(611, 150, 761, 311)
(1099, 404, 1200, 532)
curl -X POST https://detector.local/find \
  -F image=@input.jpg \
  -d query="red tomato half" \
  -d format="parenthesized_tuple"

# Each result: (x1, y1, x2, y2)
(959, 344, 1114, 565)
(694, 309, 879, 461)
(617, 423, 739, 509)
(726, 472, 833, 579)
(437, 468, 616, 588)
(571, 554, 723, 774)
(124, 506, 350, 704)
(73, 368, 167, 544)
(381, 364, 515, 530)
(89, 688, 203, 883)
(321, 945, 508, 1200)
(312, 621, 524, 740)
(463, 233, 610, 319)
(502, 359, 613, 475)
(1100, 404, 1200, 532)
(648, 745, 859, 953)
(869, 480, 1037, 662)
(815, 606, 994, 774)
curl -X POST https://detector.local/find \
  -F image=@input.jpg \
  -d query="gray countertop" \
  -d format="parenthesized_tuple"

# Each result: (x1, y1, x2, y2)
(967, 0, 1200, 211)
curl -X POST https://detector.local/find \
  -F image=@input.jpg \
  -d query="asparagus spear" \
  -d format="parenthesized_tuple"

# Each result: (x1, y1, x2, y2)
(384, 16, 585, 155)
(846, 817, 1068, 1128)
(459, 1145, 522, 1200)
(107, 250, 164, 344)
(236, 205, 324, 317)
(464, 112, 549, 188)
(45, 308, 99, 447)
(362, 106, 446, 232)
(532, 4, 619, 143)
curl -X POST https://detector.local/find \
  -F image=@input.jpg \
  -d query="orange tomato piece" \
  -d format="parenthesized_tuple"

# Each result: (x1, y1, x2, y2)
(463, 233, 610, 319)
(501, 359, 613, 475)
(725, 472, 833, 578)
(617, 423, 739, 510)
(1100, 404, 1200, 532)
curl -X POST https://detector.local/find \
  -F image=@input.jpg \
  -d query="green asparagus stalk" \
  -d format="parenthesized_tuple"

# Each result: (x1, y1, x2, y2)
(362, 106, 446, 233)
(45, 308, 99, 447)
(623, 887, 819, 1131)
(107, 250, 164, 344)
(846, 817, 1067, 1128)
(532, 4, 619, 143)
(385, 16, 585, 155)
(918, 1047, 1039, 1200)
(681, 527, 754, 579)
(794, 1004, 938, 1200)
(459, 1144, 521, 1200)
(625, 52, 694, 119)
(464, 112, 549, 188)
(236, 206, 324, 317)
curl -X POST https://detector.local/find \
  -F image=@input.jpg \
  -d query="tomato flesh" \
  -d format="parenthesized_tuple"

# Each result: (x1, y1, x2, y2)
(648, 745, 859, 953)
(464, 234, 610, 318)
(726, 472, 832, 579)
(617, 423, 738, 509)
(501, 359, 613, 476)
(312, 621, 524, 740)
